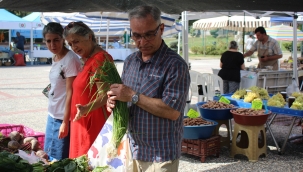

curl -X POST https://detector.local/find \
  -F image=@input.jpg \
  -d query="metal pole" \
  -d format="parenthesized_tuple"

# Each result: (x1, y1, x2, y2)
(106, 19, 109, 51)
(201, 30, 204, 54)
(204, 30, 206, 56)
(182, 11, 189, 66)
(243, 12, 245, 54)
(182, 11, 189, 115)
(293, 13, 298, 84)
(30, 28, 34, 65)
(177, 31, 181, 54)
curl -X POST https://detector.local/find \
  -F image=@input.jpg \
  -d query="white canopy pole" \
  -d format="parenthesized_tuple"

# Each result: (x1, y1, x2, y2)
(30, 28, 34, 65)
(182, 11, 190, 115)
(292, 14, 298, 84)
(8, 29, 11, 49)
(177, 32, 181, 54)
(182, 11, 189, 66)
(106, 19, 109, 51)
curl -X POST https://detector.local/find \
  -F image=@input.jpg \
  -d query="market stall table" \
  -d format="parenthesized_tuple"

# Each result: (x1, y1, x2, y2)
(213, 69, 293, 94)
(213, 94, 303, 154)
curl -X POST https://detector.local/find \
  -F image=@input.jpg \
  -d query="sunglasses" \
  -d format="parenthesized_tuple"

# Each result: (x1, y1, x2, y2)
(131, 23, 163, 41)
(64, 21, 89, 30)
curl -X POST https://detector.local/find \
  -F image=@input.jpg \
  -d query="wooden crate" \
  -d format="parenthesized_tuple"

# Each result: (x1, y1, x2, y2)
(181, 135, 220, 162)
(4, 62, 11, 66)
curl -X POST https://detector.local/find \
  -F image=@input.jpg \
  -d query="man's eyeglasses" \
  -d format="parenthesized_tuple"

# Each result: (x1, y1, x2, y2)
(131, 23, 163, 41)
(64, 21, 88, 30)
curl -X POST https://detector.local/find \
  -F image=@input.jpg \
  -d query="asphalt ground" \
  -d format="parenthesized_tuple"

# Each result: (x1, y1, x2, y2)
(1, 58, 303, 171)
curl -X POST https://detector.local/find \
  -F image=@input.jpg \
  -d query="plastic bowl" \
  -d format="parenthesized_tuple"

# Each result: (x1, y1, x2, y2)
(231, 110, 271, 126)
(183, 117, 218, 139)
(196, 102, 236, 120)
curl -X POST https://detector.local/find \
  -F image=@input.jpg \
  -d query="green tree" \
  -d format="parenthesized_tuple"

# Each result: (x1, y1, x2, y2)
(210, 29, 219, 38)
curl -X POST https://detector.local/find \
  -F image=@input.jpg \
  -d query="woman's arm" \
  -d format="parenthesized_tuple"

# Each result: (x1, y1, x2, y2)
(84, 82, 108, 112)
(73, 82, 108, 121)
(58, 76, 75, 139)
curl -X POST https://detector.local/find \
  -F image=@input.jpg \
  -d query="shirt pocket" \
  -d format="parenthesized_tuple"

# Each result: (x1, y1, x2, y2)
(141, 75, 163, 98)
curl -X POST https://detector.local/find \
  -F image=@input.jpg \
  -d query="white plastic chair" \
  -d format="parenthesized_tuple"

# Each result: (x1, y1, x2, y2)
(185, 70, 204, 113)
(200, 73, 224, 101)
(212, 68, 220, 75)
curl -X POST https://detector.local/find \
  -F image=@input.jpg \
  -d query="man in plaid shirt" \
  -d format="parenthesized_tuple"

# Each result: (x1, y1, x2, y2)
(244, 26, 283, 70)
(107, 5, 190, 172)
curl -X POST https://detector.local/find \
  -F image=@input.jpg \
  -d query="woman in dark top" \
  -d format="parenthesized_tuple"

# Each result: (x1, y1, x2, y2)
(218, 41, 245, 94)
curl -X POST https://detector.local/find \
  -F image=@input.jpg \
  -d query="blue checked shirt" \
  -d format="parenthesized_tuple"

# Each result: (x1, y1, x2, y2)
(122, 41, 190, 162)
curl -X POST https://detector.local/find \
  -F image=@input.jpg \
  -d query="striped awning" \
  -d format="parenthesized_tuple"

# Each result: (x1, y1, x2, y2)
(83, 12, 176, 27)
(41, 12, 179, 37)
(193, 16, 271, 31)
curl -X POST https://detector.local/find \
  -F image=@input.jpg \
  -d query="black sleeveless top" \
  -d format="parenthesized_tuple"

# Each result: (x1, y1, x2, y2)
(218, 51, 244, 83)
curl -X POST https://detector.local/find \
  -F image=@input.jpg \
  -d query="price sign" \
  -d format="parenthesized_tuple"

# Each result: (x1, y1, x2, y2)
(187, 108, 200, 118)
(219, 96, 230, 104)
(252, 99, 263, 110)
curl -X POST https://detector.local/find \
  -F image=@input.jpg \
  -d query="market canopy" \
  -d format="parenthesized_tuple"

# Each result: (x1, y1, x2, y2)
(41, 12, 178, 36)
(193, 16, 270, 31)
(83, 12, 175, 27)
(266, 25, 303, 41)
(0, 9, 33, 30)
(41, 13, 130, 28)
(0, 0, 303, 14)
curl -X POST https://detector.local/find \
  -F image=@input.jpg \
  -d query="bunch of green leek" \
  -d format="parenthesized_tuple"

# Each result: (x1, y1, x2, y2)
(88, 57, 128, 158)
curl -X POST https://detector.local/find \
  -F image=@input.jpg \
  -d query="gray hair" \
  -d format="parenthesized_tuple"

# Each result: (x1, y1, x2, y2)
(229, 41, 238, 49)
(128, 5, 161, 24)
(63, 22, 96, 42)
(42, 22, 64, 38)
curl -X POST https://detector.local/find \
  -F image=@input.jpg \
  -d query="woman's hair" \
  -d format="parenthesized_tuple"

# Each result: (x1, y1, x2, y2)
(128, 5, 161, 24)
(63, 22, 96, 42)
(42, 22, 64, 38)
(229, 41, 238, 49)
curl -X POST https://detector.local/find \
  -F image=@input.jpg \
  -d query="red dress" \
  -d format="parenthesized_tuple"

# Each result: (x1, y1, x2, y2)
(69, 51, 112, 158)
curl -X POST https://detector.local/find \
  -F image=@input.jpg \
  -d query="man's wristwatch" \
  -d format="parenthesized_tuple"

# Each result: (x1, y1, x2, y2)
(131, 92, 140, 104)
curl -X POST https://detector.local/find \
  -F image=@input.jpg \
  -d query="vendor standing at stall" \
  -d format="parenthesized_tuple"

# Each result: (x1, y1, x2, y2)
(243, 27, 283, 70)
(15, 32, 26, 64)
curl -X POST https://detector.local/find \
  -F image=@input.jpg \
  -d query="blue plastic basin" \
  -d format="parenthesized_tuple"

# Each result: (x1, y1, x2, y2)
(183, 117, 218, 139)
(196, 102, 236, 120)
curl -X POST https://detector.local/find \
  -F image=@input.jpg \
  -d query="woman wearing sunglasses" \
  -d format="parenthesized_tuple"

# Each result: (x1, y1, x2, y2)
(42, 22, 81, 160)
(63, 22, 112, 158)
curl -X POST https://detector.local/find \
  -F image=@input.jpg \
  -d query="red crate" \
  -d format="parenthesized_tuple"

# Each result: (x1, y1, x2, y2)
(0, 124, 45, 149)
(181, 135, 220, 162)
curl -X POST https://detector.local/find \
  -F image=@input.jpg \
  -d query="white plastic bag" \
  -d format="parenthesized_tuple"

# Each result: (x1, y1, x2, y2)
(286, 78, 300, 97)
(87, 114, 133, 172)
(17, 150, 48, 165)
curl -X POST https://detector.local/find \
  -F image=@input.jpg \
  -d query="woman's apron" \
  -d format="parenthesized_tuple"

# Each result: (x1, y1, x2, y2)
(257, 42, 279, 70)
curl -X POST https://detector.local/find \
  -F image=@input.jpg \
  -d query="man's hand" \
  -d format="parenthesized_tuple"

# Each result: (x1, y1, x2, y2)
(58, 122, 69, 139)
(259, 55, 270, 62)
(106, 84, 135, 112)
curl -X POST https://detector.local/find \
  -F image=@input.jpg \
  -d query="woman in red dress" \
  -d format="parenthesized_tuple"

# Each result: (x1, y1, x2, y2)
(63, 22, 112, 158)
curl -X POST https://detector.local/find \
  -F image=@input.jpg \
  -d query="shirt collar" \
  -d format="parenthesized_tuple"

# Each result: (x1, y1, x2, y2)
(135, 40, 168, 64)
(267, 36, 273, 42)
